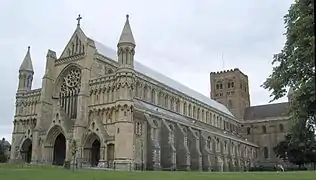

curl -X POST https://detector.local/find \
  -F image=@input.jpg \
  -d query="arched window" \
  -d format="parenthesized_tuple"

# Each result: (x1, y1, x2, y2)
(183, 102, 187, 115)
(175, 100, 180, 112)
(143, 86, 148, 100)
(216, 84, 219, 89)
(201, 109, 205, 121)
(151, 89, 156, 104)
(207, 136, 212, 150)
(220, 84, 223, 89)
(279, 124, 284, 132)
(263, 147, 269, 159)
(164, 95, 168, 108)
(247, 127, 251, 135)
(59, 67, 81, 119)
(231, 82, 235, 88)
(262, 125, 266, 133)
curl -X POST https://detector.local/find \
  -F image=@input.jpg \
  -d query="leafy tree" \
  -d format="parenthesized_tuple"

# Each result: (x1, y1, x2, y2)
(262, 0, 315, 126)
(0, 138, 9, 163)
(264, 0, 315, 167)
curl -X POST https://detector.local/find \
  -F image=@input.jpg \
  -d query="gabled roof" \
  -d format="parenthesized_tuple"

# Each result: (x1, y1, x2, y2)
(92, 40, 234, 117)
(19, 46, 33, 72)
(244, 102, 289, 120)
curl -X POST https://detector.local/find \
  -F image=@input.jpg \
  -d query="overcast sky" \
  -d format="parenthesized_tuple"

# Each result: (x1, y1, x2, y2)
(0, 0, 293, 142)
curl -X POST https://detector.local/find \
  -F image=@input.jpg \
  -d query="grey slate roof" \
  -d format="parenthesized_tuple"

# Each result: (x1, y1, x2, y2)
(19, 46, 34, 72)
(92, 40, 234, 117)
(243, 102, 289, 120)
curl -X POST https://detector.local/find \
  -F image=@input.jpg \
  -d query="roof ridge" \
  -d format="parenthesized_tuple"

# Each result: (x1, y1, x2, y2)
(93, 40, 234, 117)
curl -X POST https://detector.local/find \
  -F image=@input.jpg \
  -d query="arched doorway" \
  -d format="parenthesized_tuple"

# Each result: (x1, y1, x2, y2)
(53, 133, 66, 166)
(83, 133, 101, 167)
(21, 138, 32, 163)
(91, 140, 101, 167)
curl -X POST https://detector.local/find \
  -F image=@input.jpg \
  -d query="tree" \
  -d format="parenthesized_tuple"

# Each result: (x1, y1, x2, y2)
(0, 138, 9, 163)
(262, 0, 315, 126)
(264, 0, 315, 167)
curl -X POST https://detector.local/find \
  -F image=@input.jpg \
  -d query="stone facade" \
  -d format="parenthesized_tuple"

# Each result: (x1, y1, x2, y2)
(210, 70, 291, 167)
(11, 15, 261, 171)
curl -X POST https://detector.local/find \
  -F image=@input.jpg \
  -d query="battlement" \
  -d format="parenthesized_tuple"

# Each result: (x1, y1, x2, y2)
(210, 68, 248, 78)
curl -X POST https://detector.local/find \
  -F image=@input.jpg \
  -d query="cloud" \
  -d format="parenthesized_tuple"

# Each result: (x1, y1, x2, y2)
(0, 0, 293, 142)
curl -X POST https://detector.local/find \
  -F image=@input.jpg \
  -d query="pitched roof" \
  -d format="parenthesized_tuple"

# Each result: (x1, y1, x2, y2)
(19, 46, 34, 72)
(93, 40, 234, 117)
(243, 102, 289, 120)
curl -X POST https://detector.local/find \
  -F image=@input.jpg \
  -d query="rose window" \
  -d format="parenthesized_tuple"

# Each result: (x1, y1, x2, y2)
(64, 69, 81, 88)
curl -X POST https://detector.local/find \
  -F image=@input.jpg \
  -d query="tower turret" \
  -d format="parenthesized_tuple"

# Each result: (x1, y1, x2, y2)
(18, 46, 34, 93)
(113, 14, 136, 170)
(117, 14, 136, 69)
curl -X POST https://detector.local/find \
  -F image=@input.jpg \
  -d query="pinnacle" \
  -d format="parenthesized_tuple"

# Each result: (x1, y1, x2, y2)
(118, 14, 135, 45)
(19, 46, 34, 72)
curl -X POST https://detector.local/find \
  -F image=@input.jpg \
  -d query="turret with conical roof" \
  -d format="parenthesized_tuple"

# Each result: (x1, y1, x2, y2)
(17, 46, 34, 93)
(117, 14, 136, 69)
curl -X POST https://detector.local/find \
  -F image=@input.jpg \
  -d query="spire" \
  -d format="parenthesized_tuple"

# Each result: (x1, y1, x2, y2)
(118, 14, 135, 45)
(19, 46, 34, 72)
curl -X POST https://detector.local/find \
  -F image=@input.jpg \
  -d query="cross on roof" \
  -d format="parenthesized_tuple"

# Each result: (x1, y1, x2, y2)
(76, 14, 82, 27)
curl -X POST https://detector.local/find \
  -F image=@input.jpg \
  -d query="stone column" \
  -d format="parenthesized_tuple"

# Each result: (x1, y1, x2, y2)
(98, 144, 107, 168)
(31, 131, 39, 164)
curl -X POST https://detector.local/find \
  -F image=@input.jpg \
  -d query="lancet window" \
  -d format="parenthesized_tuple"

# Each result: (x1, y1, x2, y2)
(59, 67, 81, 119)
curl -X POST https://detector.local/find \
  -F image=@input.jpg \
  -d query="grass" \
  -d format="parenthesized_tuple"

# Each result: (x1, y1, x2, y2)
(0, 165, 315, 180)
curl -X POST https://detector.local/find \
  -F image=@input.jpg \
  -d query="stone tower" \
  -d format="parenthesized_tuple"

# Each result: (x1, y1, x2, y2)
(113, 14, 136, 170)
(210, 68, 250, 120)
(17, 46, 34, 93)
(11, 46, 34, 162)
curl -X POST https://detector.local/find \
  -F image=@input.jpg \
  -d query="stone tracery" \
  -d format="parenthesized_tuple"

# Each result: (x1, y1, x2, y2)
(59, 67, 81, 119)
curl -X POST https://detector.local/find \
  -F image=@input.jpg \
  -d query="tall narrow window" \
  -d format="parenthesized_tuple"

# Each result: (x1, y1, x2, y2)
(183, 102, 187, 115)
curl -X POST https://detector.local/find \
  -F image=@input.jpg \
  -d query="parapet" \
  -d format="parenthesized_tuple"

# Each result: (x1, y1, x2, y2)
(210, 68, 240, 75)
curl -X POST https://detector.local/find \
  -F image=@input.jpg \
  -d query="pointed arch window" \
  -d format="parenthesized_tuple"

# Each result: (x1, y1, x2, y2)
(183, 102, 187, 115)
(59, 67, 81, 119)
(151, 89, 156, 104)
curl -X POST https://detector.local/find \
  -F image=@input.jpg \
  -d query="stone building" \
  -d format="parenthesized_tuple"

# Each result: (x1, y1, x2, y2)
(210, 69, 291, 167)
(10, 14, 276, 171)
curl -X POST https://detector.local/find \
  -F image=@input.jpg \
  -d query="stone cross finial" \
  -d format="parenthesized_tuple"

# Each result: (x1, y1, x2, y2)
(76, 14, 82, 27)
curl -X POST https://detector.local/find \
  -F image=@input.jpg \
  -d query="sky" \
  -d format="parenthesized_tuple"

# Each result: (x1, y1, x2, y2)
(0, 0, 293, 143)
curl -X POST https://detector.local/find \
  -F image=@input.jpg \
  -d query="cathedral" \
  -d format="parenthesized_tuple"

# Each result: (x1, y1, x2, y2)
(10, 14, 290, 171)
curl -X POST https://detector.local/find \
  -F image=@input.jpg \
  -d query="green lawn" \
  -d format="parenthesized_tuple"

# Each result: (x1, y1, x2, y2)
(0, 166, 314, 180)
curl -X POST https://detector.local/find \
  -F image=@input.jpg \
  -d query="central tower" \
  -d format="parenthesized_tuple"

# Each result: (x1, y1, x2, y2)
(210, 68, 250, 120)
(114, 14, 136, 170)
